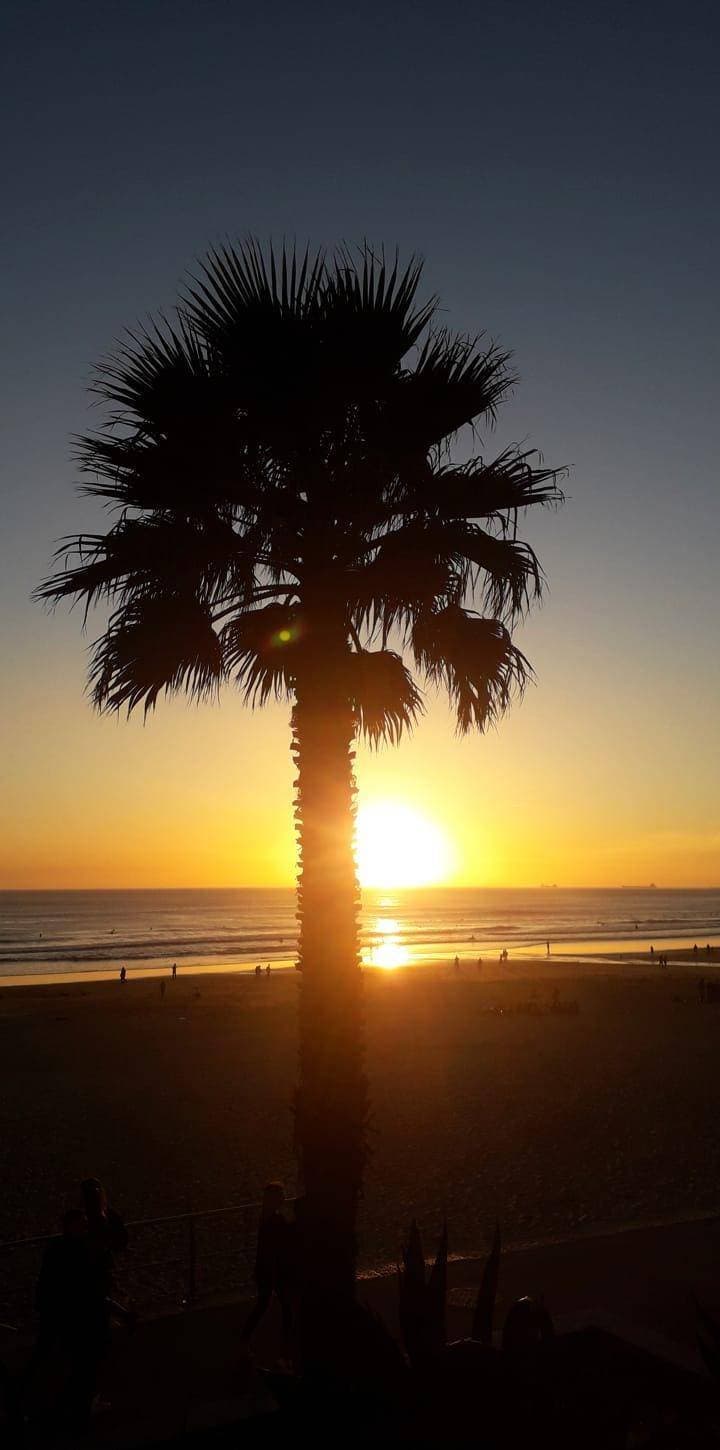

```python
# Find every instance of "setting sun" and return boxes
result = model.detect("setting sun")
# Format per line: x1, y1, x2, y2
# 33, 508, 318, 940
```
355, 801, 454, 889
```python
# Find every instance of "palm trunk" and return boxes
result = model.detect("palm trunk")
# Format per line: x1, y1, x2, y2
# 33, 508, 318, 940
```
292, 643, 367, 1335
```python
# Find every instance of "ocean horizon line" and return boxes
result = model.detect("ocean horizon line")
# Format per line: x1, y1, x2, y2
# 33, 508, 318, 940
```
2, 884, 720, 895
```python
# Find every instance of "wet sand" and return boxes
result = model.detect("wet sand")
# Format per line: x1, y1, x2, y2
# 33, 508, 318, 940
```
1, 959, 720, 1271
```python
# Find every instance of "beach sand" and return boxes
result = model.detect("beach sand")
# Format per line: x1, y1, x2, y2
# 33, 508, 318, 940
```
1, 957, 720, 1271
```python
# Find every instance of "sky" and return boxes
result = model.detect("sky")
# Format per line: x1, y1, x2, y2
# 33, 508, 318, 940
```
1, 0, 718, 890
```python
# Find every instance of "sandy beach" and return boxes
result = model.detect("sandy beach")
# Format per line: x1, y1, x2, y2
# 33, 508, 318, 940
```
2, 956, 720, 1273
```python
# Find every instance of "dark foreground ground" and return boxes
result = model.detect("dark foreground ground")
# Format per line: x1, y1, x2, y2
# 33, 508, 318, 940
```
3, 963, 720, 1444
3, 1218, 720, 1446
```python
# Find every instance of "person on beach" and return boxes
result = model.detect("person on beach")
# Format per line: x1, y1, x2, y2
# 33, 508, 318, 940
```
476, 957, 483, 973
546, 940, 550, 957
79, 1180, 127, 1422
255, 963, 262, 977
241, 1183, 294, 1355
650, 945, 654, 960
694, 943, 699, 957
171, 962, 177, 979
119, 966, 126, 984
266, 964, 271, 977
453, 955, 460, 973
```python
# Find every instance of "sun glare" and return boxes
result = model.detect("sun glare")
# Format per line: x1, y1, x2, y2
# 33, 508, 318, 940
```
356, 801, 453, 889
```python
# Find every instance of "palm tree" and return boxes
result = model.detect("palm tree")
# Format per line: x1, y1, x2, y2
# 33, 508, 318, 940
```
37, 241, 563, 1322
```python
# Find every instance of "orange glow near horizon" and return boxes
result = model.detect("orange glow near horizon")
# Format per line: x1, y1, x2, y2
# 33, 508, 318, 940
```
2, 654, 720, 890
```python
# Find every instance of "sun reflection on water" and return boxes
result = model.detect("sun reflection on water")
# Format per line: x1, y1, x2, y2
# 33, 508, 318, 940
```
364, 915, 409, 970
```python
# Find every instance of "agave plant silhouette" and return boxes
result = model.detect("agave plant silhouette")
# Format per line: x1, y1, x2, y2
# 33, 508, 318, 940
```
37, 239, 563, 1318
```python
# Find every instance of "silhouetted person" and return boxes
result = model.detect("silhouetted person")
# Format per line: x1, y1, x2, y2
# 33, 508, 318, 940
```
119, 966, 126, 984
650, 945, 654, 960
171, 962, 177, 979
694, 943, 699, 957
27, 1209, 107, 1432
546, 940, 550, 957
31, 1209, 89, 1357
241, 1183, 294, 1355
476, 957, 483, 973
255, 963, 262, 977
266, 964, 271, 977
453, 955, 460, 973
82, 1179, 127, 1297
707, 944, 712, 957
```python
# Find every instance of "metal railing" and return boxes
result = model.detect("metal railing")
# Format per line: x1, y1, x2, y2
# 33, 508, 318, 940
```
0, 1198, 278, 1334
0, 1189, 501, 1338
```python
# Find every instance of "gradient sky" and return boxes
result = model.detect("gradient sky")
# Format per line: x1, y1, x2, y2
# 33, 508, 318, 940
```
1, 0, 719, 890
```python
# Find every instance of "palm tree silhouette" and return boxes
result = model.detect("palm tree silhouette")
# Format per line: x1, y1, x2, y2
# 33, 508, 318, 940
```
37, 241, 563, 1316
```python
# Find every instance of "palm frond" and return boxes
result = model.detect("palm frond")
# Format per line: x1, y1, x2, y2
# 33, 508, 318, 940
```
347, 649, 424, 745
324, 243, 435, 371
221, 603, 300, 705
35, 516, 257, 616
412, 604, 530, 732
90, 314, 212, 430
354, 519, 542, 626
427, 449, 566, 522
74, 418, 263, 515
348, 528, 458, 639
185, 237, 328, 343
89, 596, 224, 714
436, 522, 544, 620
374, 331, 516, 457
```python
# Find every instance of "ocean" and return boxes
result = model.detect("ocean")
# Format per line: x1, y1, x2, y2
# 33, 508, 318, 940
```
1, 887, 719, 980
